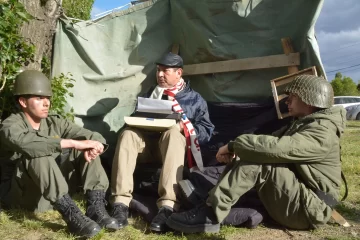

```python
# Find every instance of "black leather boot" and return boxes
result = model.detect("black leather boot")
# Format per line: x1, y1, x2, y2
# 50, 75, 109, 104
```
178, 179, 205, 208
166, 203, 220, 233
110, 203, 129, 229
150, 206, 173, 232
54, 194, 101, 238
85, 190, 119, 231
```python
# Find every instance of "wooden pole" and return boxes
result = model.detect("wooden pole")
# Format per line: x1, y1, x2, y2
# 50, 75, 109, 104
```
281, 37, 299, 74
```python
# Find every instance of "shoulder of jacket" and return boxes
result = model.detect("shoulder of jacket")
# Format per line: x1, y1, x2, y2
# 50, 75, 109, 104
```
144, 86, 156, 97
317, 119, 338, 132
45, 114, 66, 127
301, 119, 335, 136
188, 87, 204, 99
1, 113, 23, 126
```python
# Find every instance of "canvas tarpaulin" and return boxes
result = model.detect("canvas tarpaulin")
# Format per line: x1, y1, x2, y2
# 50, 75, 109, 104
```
52, 0, 324, 159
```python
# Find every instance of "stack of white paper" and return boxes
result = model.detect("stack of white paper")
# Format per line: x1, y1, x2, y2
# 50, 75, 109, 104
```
137, 97, 174, 114
124, 97, 177, 131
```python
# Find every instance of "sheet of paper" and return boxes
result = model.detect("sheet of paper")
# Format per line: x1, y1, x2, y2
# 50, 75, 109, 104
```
137, 97, 173, 114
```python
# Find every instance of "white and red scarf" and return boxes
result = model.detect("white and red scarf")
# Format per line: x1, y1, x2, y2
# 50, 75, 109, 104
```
150, 78, 203, 171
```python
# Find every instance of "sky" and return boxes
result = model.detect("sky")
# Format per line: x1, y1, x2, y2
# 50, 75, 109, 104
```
92, 0, 360, 82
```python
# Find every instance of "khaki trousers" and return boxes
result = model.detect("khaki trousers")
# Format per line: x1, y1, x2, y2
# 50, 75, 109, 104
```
111, 126, 186, 210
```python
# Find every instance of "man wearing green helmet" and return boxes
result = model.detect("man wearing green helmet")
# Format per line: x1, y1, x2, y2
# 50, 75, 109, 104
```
0, 70, 119, 238
166, 75, 347, 233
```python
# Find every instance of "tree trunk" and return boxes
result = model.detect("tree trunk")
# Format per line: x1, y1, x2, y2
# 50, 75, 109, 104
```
19, 0, 62, 71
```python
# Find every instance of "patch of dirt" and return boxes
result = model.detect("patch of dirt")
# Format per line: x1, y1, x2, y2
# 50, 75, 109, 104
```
19, 232, 43, 240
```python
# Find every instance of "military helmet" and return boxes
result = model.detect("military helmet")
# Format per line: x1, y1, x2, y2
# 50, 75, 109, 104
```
284, 75, 334, 108
13, 70, 52, 96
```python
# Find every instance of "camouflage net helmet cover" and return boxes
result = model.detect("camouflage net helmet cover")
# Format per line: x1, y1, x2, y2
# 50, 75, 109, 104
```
14, 70, 52, 96
284, 75, 334, 108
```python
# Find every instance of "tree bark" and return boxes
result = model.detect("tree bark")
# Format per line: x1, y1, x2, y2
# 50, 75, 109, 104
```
19, 0, 62, 71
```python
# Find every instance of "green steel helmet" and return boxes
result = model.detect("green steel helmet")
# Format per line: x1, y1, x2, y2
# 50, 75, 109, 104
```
13, 70, 52, 96
284, 75, 334, 108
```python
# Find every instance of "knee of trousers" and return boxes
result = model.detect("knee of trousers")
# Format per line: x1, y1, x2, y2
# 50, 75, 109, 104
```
119, 127, 144, 144
161, 127, 185, 142
24, 156, 69, 200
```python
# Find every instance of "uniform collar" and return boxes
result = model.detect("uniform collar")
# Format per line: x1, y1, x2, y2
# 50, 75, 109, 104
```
18, 111, 51, 131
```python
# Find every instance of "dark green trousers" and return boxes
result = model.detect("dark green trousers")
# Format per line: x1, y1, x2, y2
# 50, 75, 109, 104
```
2, 149, 108, 212
207, 160, 332, 230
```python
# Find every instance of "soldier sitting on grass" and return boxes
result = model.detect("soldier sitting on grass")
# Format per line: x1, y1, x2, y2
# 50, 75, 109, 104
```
0, 70, 119, 238
166, 75, 346, 233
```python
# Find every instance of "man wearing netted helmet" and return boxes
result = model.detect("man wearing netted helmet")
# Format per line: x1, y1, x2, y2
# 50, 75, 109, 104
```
166, 75, 346, 233
0, 70, 120, 238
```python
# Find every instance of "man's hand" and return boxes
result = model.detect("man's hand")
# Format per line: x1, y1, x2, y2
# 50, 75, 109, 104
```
74, 140, 104, 162
61, 139, 104, 162
216, 144, 235, 164
84, 148, 100, 162
72, 140, 104, 153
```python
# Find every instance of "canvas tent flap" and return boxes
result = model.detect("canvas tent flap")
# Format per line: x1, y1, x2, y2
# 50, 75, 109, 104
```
169, 0, 325, 100
52, 0, 324, 158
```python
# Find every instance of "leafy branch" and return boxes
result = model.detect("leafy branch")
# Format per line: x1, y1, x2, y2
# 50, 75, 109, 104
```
0, 0, 34, 120
51, 73, 75, 121
0, 0, 75, 121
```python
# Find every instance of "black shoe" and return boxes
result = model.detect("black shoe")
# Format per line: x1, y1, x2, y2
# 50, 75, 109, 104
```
85, 190, 119, 231
110, 203, 129, 229
54, 194, 101, 238
166, 203, 220, 233
150, 206, 173, 232
178, 179, 205, 208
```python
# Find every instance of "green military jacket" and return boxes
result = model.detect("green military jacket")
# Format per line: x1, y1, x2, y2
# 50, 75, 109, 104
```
228, 106, 346, 201
0, 112, 106, 180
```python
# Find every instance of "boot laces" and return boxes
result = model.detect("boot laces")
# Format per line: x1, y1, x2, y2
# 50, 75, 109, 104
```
112, 204, 128, 218
66, 204, 91, 227
93, 198, 109, 217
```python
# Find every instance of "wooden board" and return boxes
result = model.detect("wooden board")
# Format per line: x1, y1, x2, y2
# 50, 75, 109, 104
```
281, 37, 299, 74
271, 67, 318, 87
332, 210, 351, 227
182, 53, 300, 76
270, 37, 301, 119
171, 43, 179, 54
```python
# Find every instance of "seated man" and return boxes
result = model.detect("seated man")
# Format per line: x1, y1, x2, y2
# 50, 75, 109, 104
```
0, 70, 118, 238
166, 75, 346, 233
110, 52, 214, 232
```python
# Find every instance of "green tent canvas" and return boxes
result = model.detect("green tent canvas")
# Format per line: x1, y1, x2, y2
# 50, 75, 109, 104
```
52, 0, 325, 158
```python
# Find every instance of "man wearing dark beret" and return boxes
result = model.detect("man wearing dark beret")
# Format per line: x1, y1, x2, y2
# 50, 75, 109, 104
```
110, 52, 214, 232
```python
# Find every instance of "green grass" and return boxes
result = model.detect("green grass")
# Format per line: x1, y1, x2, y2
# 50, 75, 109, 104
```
1, 121, 360, 239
